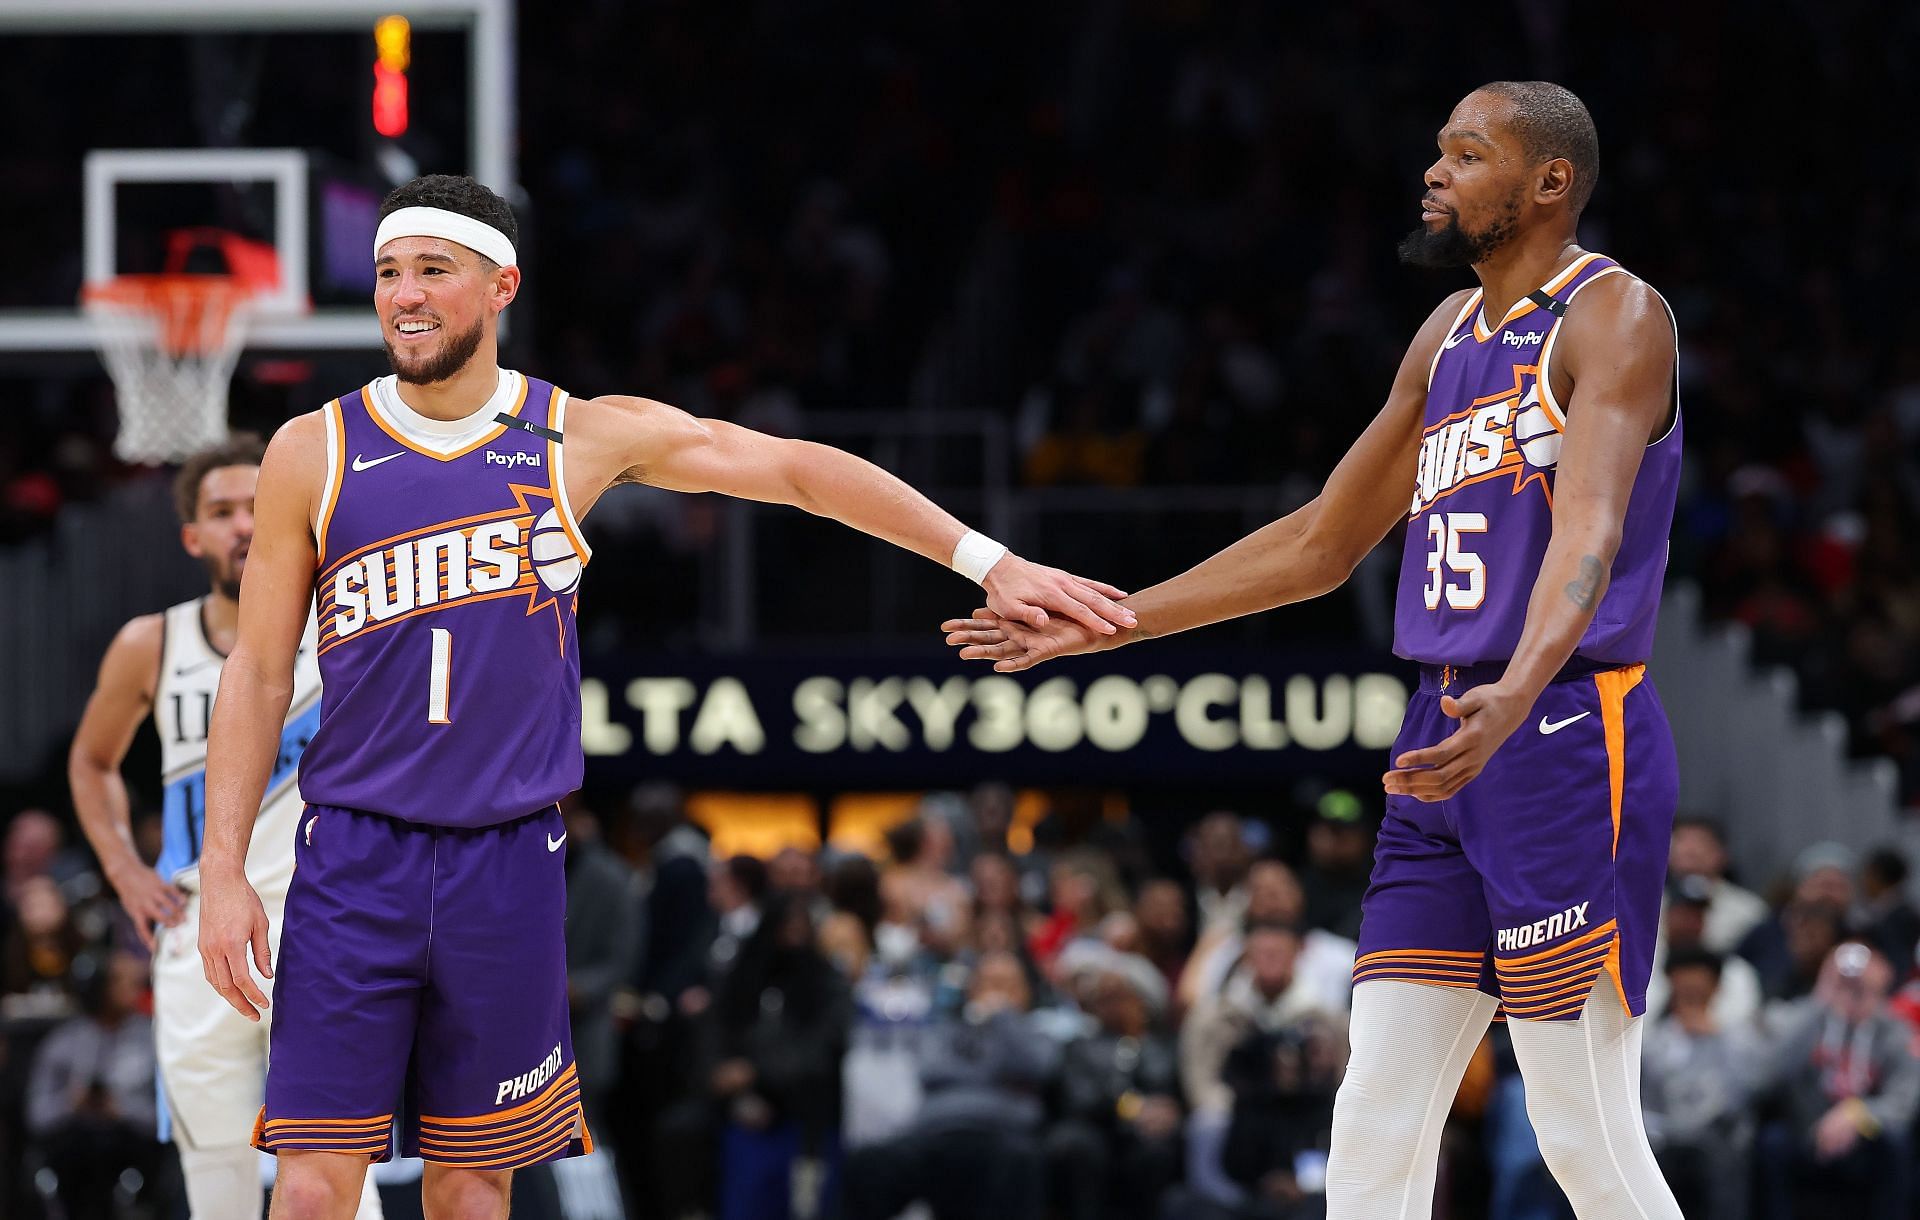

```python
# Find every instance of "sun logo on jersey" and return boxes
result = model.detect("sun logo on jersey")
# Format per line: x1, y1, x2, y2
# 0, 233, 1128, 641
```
318, 483, 583, 657
1409, 365, 1560, 517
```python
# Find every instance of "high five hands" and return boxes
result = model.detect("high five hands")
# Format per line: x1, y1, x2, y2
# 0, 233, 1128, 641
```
942, 604, 1126, 672
977, 555, 1136, 639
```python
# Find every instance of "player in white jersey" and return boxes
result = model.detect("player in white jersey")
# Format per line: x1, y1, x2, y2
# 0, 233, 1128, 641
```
69, 437, 381, 1220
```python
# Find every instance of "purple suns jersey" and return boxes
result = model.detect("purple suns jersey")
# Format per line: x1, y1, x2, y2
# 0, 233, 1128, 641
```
1392, 253, 1682, 666
297, 372, 592, 828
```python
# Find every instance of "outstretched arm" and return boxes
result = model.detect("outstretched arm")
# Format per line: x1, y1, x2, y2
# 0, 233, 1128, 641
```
567, 395, 1133, 634
945, 291, 1474, 670
1387, 275, 1675, 801
198, 415, 324, 1019
68, 615, 187, 949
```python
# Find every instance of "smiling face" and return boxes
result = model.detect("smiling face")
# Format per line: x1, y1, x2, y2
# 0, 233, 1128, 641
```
1399, 90, 1540, 269
375, 236, 518, 385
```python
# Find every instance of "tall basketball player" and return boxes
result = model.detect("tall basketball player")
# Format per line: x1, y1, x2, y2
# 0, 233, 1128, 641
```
944, 82, 1684, 1218
69, 439, 383, 1220
196, 174, 1133, 1219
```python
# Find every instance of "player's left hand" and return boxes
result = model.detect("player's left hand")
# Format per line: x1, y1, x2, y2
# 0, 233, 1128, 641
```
1383, 682, 1531, 802
979, 554, 1134, 636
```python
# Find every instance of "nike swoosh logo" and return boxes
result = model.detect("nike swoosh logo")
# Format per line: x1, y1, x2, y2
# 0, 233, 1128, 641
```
1443, 330, 1473, 349
547, 833, 567, 853
173, 659, 218, 678
1539, 711, 1592, 735
352, 452, 404, 472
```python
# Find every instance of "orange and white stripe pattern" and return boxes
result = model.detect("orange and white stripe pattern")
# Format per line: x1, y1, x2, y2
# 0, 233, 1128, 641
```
1494, 919, 1620, 1021
252, 1109, 393, 1159
1352, 946, 1487, 991
415, 1063, 593, 1170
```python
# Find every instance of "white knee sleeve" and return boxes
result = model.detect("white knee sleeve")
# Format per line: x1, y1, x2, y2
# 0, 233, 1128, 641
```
1327, 980, 1499, 1220
178, 1144, 263, 1220
1507, 984, 1681, 1220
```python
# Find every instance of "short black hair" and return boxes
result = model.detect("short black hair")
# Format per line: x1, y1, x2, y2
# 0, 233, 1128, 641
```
1672, 816, 1727, 845
1475, 81, 1600, 216
1664, 946, 1723, 982
378, 174, 519, 262
173, 432, 266, 522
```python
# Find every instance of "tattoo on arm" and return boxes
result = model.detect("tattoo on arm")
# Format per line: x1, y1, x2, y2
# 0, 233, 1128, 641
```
1564, 555, 1605, 612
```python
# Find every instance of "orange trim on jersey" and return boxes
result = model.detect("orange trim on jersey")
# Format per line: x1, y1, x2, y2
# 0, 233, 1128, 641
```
420, 1113, 579, 1160
363, 374, 530, 462
1594, 665, 1647, 854
1604, 935, 1631, 1014
1355, 946, 1486, 964
544, 387, 593, 569
314, 398, 348, 567
1494, 919, 1617, 968
1469, 252, 1605, 341
419, 1065, 578, 1128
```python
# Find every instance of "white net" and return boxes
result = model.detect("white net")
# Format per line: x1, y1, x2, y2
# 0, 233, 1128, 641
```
85, 276, 252, 465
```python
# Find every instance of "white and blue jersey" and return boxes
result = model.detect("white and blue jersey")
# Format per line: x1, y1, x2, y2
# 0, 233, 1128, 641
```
153, 597, 320, 897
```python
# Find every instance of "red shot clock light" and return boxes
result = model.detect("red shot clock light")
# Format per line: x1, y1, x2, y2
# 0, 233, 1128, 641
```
373, 15, 411, 138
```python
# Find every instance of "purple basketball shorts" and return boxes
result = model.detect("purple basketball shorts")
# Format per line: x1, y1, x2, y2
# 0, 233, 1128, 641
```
253, 804, 591, 1168
1353, 661, 1678, 1021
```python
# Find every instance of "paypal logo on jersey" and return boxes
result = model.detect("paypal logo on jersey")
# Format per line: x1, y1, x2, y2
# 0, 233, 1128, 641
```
1500, 330, 1544, 347
485, 451, 541, 467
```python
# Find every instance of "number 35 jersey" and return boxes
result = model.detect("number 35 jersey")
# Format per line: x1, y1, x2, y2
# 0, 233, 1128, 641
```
298, 371, 592, 829
1392, 254, 1682, 667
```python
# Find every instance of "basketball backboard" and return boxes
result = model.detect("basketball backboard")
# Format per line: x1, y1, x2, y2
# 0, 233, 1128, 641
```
0, 0, 512, 355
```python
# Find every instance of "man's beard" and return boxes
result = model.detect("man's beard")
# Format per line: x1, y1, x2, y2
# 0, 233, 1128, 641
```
203, 553, 242, 601
384, 314, 486, 385
1397, 196, 1522, 269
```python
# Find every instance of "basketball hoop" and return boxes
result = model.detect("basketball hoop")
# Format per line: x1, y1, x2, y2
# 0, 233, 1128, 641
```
84, 229, 279, 465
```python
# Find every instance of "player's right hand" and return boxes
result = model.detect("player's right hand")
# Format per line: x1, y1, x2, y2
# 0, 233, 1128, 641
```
198, 870, 273, 1022
105, 861, 187, 951
942, 608, 1107, 672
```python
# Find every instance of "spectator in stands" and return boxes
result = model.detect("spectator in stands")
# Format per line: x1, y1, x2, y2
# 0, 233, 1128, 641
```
1048, 957, 1183, 1220
1183, 860, 1354, 1019
4, 810, 90, 909
1297, 792, 1371, 941
1187, 813, 1254, 935
1742, 842, 1860, 1005
1181, 922, 1335, 1208
1198, 1014, 1346, 1220
1755, 941, 1919, 1219
2, 875, 83, 1014
880, 814, 972, 962
844, 950, 1057, 1220
709, 892, 854, 1220
562, 801, 643, 1136
1030, 849, 1126, 973
709, 853, 770, 981
1641, 947, 1763, 1220
1647, 875, 1763, 1029
1668, 817, 1771, 953
1134, 877, 1195, 996
1858, 845, 1920, 968
25, 951, 162, 1220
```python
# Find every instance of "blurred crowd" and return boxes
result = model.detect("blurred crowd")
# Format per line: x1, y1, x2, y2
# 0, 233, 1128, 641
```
3, 3, 1920, 798
9, 786, 1920, 1219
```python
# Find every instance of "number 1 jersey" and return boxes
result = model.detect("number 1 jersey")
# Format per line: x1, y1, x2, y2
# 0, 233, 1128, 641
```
298, 371, 591, 828
1392, 253, 1682, 667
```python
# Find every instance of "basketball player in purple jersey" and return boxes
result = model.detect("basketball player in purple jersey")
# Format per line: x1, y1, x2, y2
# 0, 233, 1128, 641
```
945, 82, 1684, 1218
196, 174, 1134, 1219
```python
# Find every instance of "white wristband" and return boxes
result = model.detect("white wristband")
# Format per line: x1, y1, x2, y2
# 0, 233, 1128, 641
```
950, 530, 1009, 585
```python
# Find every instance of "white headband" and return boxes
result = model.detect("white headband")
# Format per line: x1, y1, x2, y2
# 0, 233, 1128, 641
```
374, 206, 518, 268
